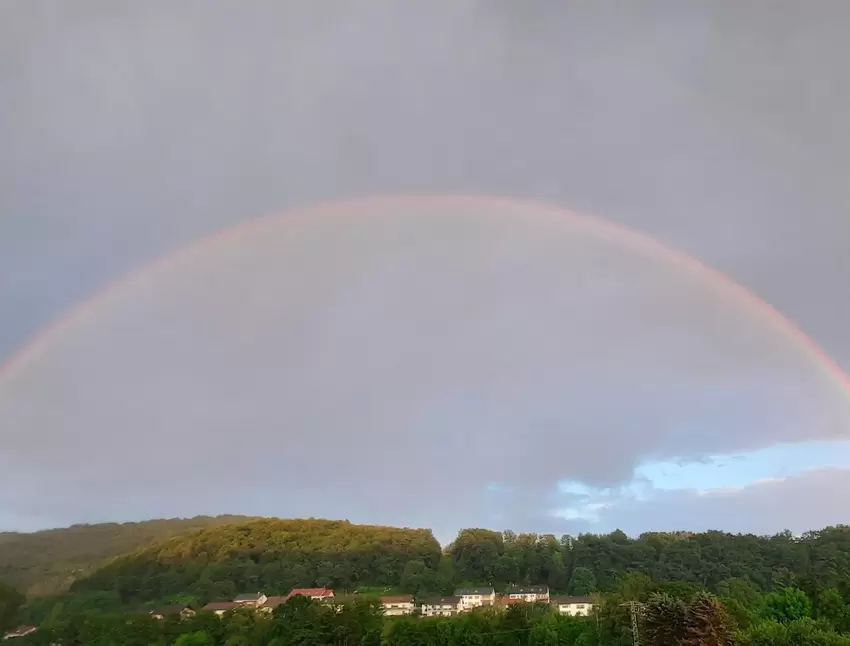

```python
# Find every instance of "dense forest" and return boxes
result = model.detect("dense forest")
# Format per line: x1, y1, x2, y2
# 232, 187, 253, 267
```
64, 521, 850, 609
70, 519, 442, 606
0, 516, 253, 597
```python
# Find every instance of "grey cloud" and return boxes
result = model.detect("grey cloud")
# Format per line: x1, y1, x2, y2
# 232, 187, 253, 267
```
2, 0, 849, 365
1, 202, 848, 539
2, 1, 850, 536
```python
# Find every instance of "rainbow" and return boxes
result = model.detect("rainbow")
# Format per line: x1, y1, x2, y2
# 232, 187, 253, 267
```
1, 194, 849, 392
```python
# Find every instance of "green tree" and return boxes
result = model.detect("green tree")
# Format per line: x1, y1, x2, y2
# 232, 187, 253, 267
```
817, 588, 846, 630
174, 631, 214, 646
717, 578, 764, 630
764, 587, 811, 623
399, 560, 429, 594
739, 617, 850, 646
0, 581, 25, 633
569, 567, 598, 595
643, 593, 688, 646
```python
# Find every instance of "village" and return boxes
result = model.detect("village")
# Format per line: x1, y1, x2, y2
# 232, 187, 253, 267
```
3, 585, 595, 639
173, 585, 593, 620
4, 586, 595, 640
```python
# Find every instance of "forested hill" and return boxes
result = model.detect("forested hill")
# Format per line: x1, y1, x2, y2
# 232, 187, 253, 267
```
66, 521, 850, 609
0, 515, 253, 596
449, 526, 850, 596
71, 518, 442, 605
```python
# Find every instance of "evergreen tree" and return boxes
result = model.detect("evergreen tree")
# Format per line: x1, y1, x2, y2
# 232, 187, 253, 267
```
683, 592, 735, 646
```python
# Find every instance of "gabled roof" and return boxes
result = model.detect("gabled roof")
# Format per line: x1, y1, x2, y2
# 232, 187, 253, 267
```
506, 585, 549, 594
286, 587, 334, 599
381, 595, 414, 604
234, 592, 264, 602
550, 595, 593, 605
421, 596, 461, 606
455, 587, 495, 595
201, 601, 238, 612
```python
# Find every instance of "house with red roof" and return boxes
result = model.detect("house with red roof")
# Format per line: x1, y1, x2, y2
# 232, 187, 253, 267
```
285, 587, 334, 601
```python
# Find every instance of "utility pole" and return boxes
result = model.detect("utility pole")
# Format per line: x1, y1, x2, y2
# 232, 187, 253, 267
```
620, 601, 642, 646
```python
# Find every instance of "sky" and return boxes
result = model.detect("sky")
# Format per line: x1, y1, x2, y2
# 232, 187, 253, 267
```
1, 0, 850, 543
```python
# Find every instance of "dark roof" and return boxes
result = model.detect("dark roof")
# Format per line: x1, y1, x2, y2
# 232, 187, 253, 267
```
455, 587, 494, 595
422, 596, 461, 605
506, 585, 549, 594
150, 605, 193, 616
234, 592, 264, 602
551, 596, 593, 605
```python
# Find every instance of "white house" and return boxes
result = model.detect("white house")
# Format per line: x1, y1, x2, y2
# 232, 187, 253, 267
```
454, 587, 496, 610
381, 595, 415, 616
420, 596, 461, 617
506, 585, 550, 603
550, 596, 594, 616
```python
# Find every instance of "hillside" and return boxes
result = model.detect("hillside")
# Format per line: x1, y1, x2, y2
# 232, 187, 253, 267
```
70, 518, 442, 605
0, 515, 252, 596
64, 521, 850, 611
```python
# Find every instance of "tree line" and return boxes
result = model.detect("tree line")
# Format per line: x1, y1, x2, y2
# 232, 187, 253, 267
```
69, 522, 850, 606
12, 574, 850, 646
0, 516, 254, 597
11, 517, 850, 605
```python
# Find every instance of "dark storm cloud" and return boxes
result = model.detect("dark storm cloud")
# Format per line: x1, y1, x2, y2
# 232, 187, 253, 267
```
1, 1, 850, 536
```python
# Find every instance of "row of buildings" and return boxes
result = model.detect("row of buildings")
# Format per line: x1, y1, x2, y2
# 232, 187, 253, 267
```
3, 586, 594, 640
192, 585, 594, 619
424, 585, 593, 617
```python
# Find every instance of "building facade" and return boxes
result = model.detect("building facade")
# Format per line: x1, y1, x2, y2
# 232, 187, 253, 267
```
381, 595, 415, 616
420, 596, 461, 617
454, 587, 496, 610
506, 585, 550, 603
550, 596, 594, 616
